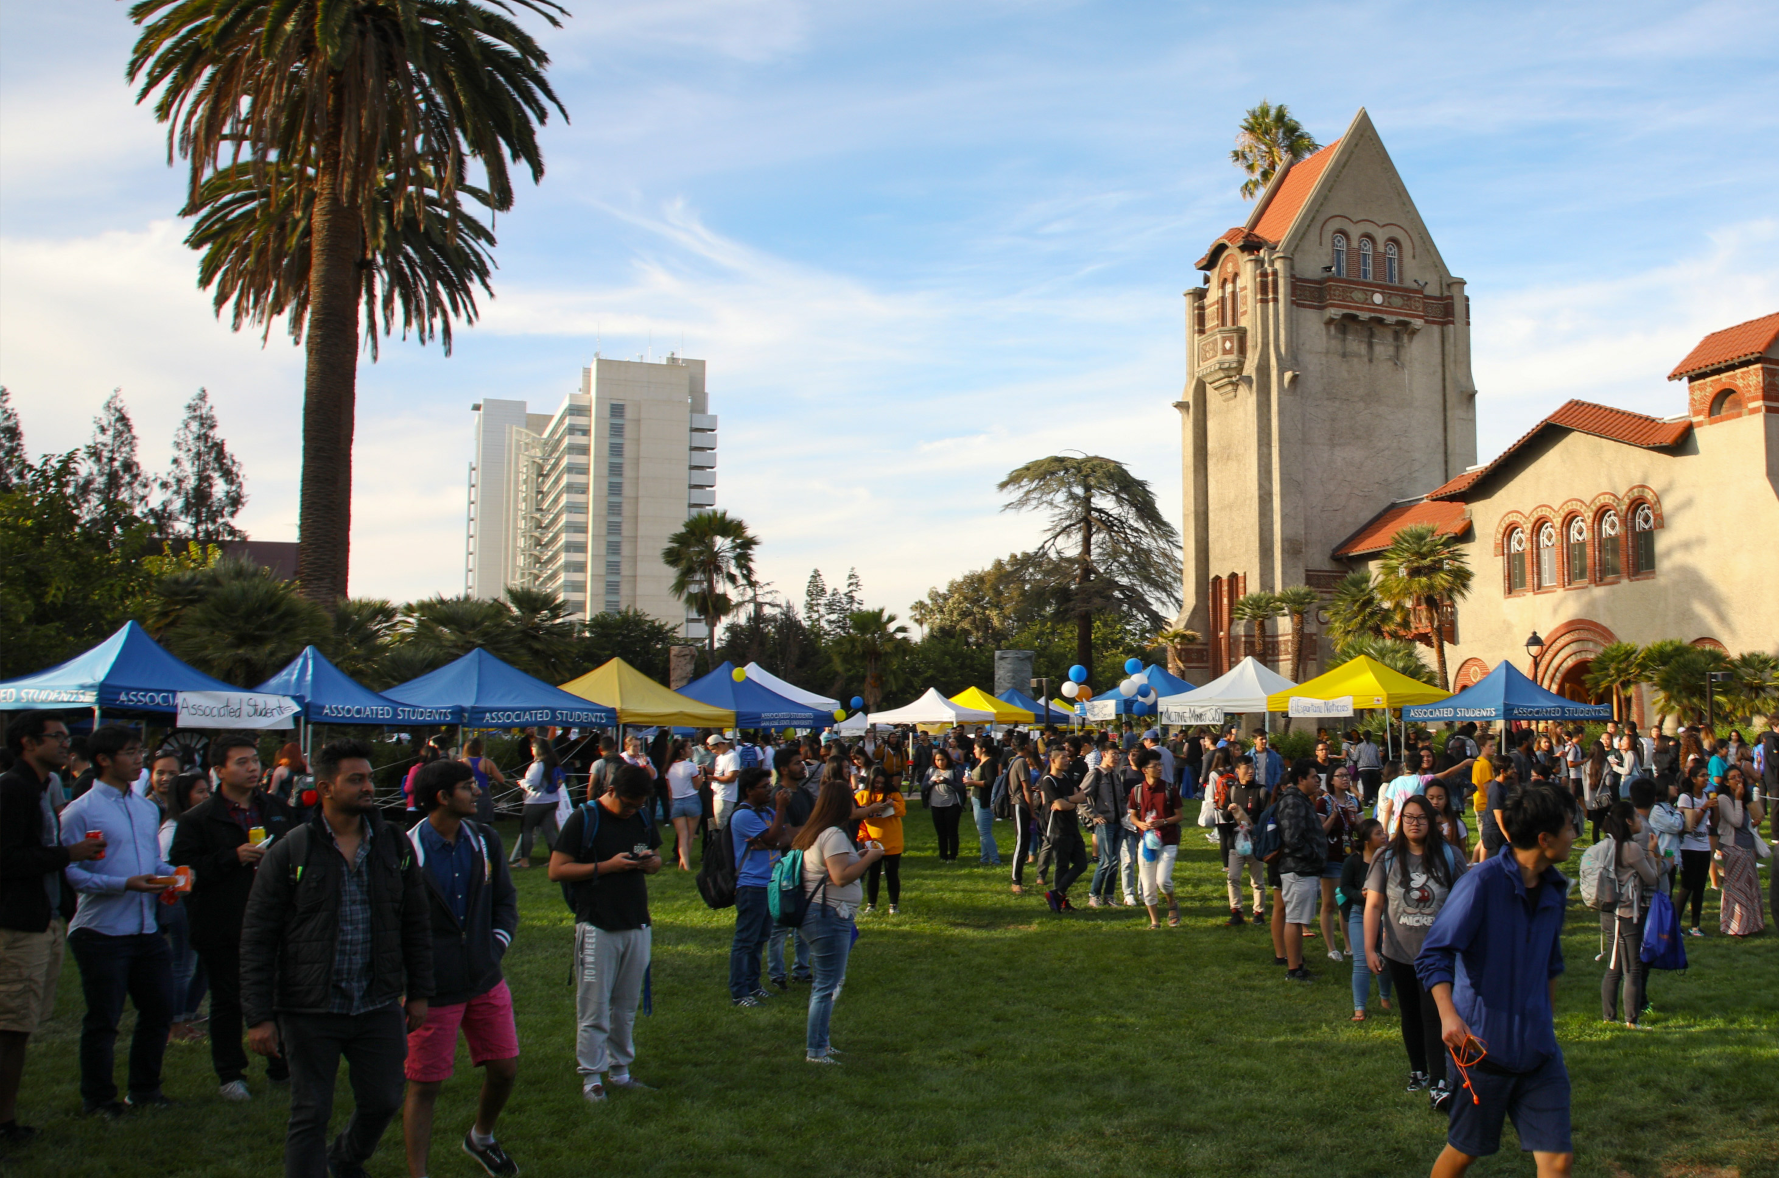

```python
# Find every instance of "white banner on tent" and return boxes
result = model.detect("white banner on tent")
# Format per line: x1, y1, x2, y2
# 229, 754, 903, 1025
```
1083, 699, 1117, 721
1288, 695, 1354, 718
1160, 704, 1225, 726
176, 691, 301, 729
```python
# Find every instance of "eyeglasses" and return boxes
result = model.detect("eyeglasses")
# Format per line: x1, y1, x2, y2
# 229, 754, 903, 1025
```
1400, 814, 1430, 825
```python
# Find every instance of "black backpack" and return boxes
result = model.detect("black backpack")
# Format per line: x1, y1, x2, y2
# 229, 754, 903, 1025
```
695, 815, 740, 910
560, 802, 603, 914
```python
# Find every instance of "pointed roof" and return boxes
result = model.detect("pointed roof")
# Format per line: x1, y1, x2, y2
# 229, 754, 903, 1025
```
950, 686, 1032, 724
1424, 399, 1690, 503
383, 647, 616, 726
1401, 661, 1610, 722
1157, 656, 1296, 714
1249, 139, 1342, 244
996, 688, 1072, 725
0, 620, 239, 712
869, 687, 995, 727
741, 661, 839, 711
255, 646, 403, 723
558, 658, 732, 728
1667, 311, 1779, 380
678, 661, 833, 730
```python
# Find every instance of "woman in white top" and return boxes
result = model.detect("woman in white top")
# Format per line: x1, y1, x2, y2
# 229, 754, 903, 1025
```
794, 776, 884, 1064
664, 738, 703, 870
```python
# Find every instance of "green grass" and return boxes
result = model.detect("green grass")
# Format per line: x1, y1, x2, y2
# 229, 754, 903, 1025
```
9, 805, 1778, 1177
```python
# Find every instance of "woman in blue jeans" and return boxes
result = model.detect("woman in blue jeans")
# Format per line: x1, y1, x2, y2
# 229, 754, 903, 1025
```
1339, 818, 1392, 1020
793, 777, 884, 1063
968, 739, 1002, 866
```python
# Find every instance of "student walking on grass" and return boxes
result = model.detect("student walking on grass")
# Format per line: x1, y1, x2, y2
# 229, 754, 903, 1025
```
402, 760, 521, 1178
1419, 780, 1577, 1178
796, 776, 884, 1064
1127, 750, 1181, 928
547, 766, 661, 1104
1037, 748, 1090, 913
1275, 759, 1327, 982
1341, 819, 1392, 1020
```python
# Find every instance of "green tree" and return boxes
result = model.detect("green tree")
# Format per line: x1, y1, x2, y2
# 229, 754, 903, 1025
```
1275, 586, 1319, 684
662, 509, 760, 664
1335, 634, 1438, 686
1651, 645, 1731, 728
326, 598, 401, 685
1232, 591, 1282, 664
156, 388, 247, 543
0, 388, 26, 492
503, 585, 581, 682
1635, 639, 1690, 729
1326, 570, 1399, 652
1726, 652, 1779, 725
157, 562, 330, 685
830, 608, 910, 711
1152, 627, 1203, 680
1375, 524, 1474, 691
1231, 101, 1321, 200
128, 0, 569, 603
1584, 642, 1647, 721
998, 455, 1181, 675
582, 608, 683, 684
400, 594, 520, 668
80, 390, 154, 537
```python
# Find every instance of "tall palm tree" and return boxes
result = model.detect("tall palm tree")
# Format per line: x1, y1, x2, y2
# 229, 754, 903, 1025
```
661, 509, 760, 664
1231, 592, 1281, 662
1375, 524, 1474, 691
830, 608, 909, 711
1325, 570, 1397, 652
128, 0, 569, 603
1274, 586, 1319, 683
1636, 639, 1690, 729
1231, 101, 1321, 200
326, 597, 400, 680
1152, 627, 1203, 679
502, 585, 580, 682
998, 455, 1181, 674
160, 568, 331, 684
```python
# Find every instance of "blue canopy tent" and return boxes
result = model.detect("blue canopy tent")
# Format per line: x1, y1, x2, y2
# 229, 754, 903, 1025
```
1083, 664, 1196, 718
1401, 662, 1611, 723
0, 620, 239, 717
996, 688, 1071, 725
382, 648, 617, 727
678, 661, 834, 730
255, 646, 417, 724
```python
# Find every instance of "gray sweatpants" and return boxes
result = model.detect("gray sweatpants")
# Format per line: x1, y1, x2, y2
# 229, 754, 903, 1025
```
574, 923, 650, 1080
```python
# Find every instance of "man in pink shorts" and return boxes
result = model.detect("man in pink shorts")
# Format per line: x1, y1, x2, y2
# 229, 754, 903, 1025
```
404, 761, 521, 1177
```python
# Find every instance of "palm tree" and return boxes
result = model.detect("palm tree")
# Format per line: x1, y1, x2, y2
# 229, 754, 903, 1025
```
1650, 645, 1729, 728
1335, 635, 1439, 687
1231, 101, 1321, 200
1152, 627, 1203, 679
400, 594, 519, 666
661, 509, 760, 664
1584, 642, 1647, 720
159, 567, 331, 684
830, 608, 909, 711
1231, 592, 1282, 662
1375, 524, 1474, 691
1636, 639, 1690, 729
1325, 570, 1398, 652
1274, 586, 1319, 683
326, 597, 400, 681
1726, 652, 1779, 725
502, 585, 581, 682
128, 0, 569, 603
998, 455, 1181, 674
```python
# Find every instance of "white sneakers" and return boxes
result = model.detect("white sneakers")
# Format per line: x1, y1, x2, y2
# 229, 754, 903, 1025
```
582, 1082, 606, 1103
218, 1080, 251, 1103
1328, 950, 1346, 962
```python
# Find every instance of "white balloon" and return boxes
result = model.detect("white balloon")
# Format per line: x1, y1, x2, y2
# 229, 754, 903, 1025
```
1139, 687, 1156, 702
1060, 681, 1079, 699
1118, 679, 1137, 698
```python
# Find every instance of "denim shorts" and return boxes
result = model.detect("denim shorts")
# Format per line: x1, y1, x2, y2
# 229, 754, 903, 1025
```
669, 795, 702, 820
1447, 1050, 1571, 1158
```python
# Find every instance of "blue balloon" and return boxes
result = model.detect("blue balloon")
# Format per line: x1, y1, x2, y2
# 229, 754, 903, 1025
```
1123, 657, 1143, 675
1068, 665, 1088, 683
850, 696, 864, 710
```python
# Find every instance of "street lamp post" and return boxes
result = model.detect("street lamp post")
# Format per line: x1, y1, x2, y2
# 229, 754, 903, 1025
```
1524, 631, 1545, 677
1030, 677, 1051, 726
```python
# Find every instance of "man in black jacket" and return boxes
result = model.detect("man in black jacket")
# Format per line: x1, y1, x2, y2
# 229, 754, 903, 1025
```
401, 759, 520, 1178
168, 732, 296, 1102
0, 713, 105, 1146
240, 739, 433, 1178
1275, 759, 1327, 983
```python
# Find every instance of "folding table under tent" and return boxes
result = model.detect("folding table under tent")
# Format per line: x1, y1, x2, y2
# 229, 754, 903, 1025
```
256, 645, 416, 724
1157, 656, 1296, 724
996, 688, 1071, 725
0, 620, 241, 718
1082, 664, 1196, 720
867, 688, 996, 729
950, 686, 1033, 724
558, 658, 734, 729
1400, 662, 1611, 723
742, 661, 840, 712
382, 648, 617, 727
678, 661, 835, 730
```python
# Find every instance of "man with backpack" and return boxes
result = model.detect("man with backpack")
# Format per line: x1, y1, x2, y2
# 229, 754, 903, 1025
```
728, 769, 789, 1007
401, 760, 520, 1178
240, 739, 433, 1178
546, 766, 660, 1104
1275, 760, 1327, 982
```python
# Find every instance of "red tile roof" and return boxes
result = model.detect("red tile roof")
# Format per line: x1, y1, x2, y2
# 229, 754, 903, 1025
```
1192, 227, 1266, 271
1194, 139, 1342, 270
1667, 312, 1779, 380
1334, 499, 1470, 558
1426, 400, 1691, 502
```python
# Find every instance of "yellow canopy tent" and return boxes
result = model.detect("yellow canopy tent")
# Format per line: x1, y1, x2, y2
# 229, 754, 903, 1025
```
559, 658, 736, 728
1264, 654, 1452, 712
949, 686, 1033, 724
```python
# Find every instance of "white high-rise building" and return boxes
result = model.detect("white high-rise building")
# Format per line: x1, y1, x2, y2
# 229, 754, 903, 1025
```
465, 355, 716, 636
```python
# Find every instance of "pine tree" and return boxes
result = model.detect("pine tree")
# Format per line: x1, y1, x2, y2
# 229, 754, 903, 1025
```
825, 568, 863, 638
81, 390, 152, 533
0, 387, 26, 491
159, 389, 247, 543
804, 569, 828, 639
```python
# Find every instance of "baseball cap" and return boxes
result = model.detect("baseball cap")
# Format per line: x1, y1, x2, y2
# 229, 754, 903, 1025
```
706, 734, 729, 747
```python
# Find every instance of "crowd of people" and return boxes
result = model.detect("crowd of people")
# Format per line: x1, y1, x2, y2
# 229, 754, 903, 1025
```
1, 705, 1773, 1177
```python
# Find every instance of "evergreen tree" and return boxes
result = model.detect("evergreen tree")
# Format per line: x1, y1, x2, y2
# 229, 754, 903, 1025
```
824, 568, 863, 638
159, 389, 248, 543
81, 390, 153, 532
0, 388, 25, 492
804, 568, 828, 639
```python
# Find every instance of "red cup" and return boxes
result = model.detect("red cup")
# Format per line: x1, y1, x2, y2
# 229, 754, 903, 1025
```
85, 830, 105, 860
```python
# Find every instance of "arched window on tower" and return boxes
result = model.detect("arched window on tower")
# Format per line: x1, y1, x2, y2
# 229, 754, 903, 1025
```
1631, 503, 1657, 574
1598, 510, 1622, 579
1331, 233, 1347, 278
1709, 389, 1743, 418
1566, 516, 1588, 584
1536, 522, 1557, 588
1385, 241, 1400, 285
1506, 528, 1527, 593
1358, 238, 1374, 281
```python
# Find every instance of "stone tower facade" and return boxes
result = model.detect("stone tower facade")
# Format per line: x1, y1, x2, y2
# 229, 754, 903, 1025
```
1176, 109, 1478, 678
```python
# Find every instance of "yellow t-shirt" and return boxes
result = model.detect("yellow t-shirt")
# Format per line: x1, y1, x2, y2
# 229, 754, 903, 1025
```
1471, 757, 1492, 813
855, 789, 906, 855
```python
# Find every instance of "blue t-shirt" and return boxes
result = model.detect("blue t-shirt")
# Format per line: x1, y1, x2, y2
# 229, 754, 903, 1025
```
1382, 773, 1427, 834
1706, 754, 1727, 785
731, 804, 778, 888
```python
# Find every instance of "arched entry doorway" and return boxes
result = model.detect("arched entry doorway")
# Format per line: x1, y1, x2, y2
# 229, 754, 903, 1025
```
1536, 619, 1619, 713
1555, 660, 1597, 703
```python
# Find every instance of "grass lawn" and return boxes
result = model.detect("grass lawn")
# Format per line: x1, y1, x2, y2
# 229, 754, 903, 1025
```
8, 803, 1777, 1177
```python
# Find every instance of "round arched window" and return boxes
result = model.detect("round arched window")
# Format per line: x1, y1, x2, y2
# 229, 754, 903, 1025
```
1385, 241, 1400, 285
1506, 528, 1528, 592
1331, 233, 1347, 278
1358, 238, 1374, 281
1536, 523, 1557, 588
1566, 516, 1588, 583
1710, 389, 1743, 417
1598, 510, 1622, 578
1632, 504, 1657, 574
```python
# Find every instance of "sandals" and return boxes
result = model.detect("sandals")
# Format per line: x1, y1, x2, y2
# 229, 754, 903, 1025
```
1167, 905, 1181, 927
1350, 1010, 1367, 1022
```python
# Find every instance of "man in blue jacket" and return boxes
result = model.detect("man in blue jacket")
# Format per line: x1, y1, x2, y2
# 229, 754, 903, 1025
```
402, 759, 520, 1178
1417, 779, 1577, 1178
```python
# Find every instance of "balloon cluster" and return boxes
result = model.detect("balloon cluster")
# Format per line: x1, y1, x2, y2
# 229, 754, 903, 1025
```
1116, 658, 1157, 705
1061, 664, 1090, 700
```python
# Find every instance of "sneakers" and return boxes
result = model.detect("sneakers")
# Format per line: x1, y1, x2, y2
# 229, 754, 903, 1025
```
770, 976, 789, 991
606, 1074, 654, 1090
1327, 949, 1346, 962
805, 1054, 842, 1066
1429, 1080, 1454, 1112
1685, 927, 1704, 938
0, 1121, 39, 1147
218, 1080, 252, 1103
582, 1082, 606, 1103
887, 904, 900, 915
1059, 896, 1076, 911
1273, 955, 1289, 966
1225, 909, 1245, 926
1285, 967, 1314, 983
125, 1091, 175, 1109
1405, 1071, 1430, 1092
1087, 896, 1103, 908
1122, 896, 1138, 908
462, 1132, 520, 1177
732, 995, 760, 1008
749, 989, 774, 1001
1044, 890, 1061, 913
860, 904, 876, 915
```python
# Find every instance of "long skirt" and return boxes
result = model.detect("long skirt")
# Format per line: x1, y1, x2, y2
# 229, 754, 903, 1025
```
1720, 843, 1766, 936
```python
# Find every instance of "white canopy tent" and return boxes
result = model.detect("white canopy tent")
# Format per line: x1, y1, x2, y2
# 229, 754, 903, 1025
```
1156, 656, 1297, 722
743, 661, 840, 711
833, 710, 873, 735
866, 687, 995, 728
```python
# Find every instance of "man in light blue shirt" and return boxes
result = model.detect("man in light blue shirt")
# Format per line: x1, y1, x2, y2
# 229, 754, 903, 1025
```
58, 725, 175, 1116
1251, 731, 1284, 790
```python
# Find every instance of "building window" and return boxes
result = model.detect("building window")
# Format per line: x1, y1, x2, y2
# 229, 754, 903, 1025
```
565, 561, 587, 574
608, 461, 624, 478
609, 422, 625, 438
1709, 389, 1742, 417
605, 560, 622, 575
606, 520, 622, 535
1358, 238, 1373, 281
1598, 510, 1622, 578
1536, 522, 1557, 588
605, 541, 621, 557
1631, 504, 1656, 574
1385, 241, 1400, 285
609, 441, 624, 458
1332, 233, 1347, 278
609, 403, 625, 418
1566, 516, 1588, 584
1506, 528, 1527, 592
607, 481, 623, 498
604, 579, 620, 595
606, 499, 622, 517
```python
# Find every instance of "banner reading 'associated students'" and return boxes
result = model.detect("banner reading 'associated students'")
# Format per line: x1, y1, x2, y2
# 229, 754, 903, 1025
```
176, 691, 302, 729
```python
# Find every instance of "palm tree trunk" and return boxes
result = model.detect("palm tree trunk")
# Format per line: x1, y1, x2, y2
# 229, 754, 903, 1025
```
1427, 595, 1450, 690
704, 567, 719, 667
1290, 612, 1306, 682
295, 121, 362, 605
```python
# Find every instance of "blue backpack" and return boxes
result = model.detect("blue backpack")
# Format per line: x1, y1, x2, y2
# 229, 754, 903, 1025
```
739, 744, 762, 770
1640, 890, 1688, 972
768, 848, 826, 928
1252, 804, 1282, 864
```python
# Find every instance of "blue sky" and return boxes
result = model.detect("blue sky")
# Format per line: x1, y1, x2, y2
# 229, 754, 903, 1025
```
3, 0, 1775, 620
